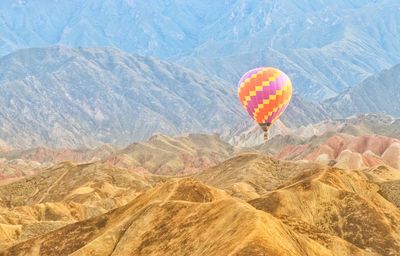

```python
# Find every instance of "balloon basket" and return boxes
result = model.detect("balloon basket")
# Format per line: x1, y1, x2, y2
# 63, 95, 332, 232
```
260, 123, 270, 142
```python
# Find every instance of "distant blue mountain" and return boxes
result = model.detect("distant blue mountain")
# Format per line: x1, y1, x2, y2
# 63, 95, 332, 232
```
0, 46, 244, 148
0, 0, 399, 100
324, 63, 400, 118
0, 46, 334, 148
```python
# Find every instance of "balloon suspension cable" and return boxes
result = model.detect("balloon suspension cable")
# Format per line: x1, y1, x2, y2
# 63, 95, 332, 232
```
260, 123, 271, 142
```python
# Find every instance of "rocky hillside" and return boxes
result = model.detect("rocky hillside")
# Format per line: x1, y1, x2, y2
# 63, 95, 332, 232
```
1, 154, 399, 255
0, 145, 118, 184
0, 162, 167, 249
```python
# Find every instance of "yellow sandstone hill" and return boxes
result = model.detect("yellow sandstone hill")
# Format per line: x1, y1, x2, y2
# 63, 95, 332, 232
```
0, 162, 166, 249
0, 153, 399, 255
4, 178, 341, 256
195, 153, 323, 200
198, 154, 400, 255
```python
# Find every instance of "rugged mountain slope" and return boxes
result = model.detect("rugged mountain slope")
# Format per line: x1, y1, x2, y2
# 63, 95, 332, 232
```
2, 153, 399, 255
0, 46, 243, 148
379, 179, 400, 207
179, 0, 400, 99
325, 64, 400, 118
2, 45, 398, 150
1, 0, 400, 99
249, 166, 400, 255
199, 154, 400, 255
0, 162, 166, 248
106, 134, 235, 175
2, 178, 366, 256
195, 154, 322, 200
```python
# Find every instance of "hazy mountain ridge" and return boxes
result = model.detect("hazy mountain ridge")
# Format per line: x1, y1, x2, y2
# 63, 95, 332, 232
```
1, 0, 400, 99
1, 45, 399, 149
324, 63, 400, 118
178, 0, 400, 99
0, 46, 342, 149
0, 46, 244, 148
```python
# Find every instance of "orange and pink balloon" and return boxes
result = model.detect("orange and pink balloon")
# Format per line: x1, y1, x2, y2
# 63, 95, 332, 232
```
237, 67, 292, 140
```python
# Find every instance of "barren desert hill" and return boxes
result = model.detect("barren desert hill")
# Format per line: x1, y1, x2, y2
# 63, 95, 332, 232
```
0, 162, 166, 208
2, 178, 367, 256
195, 153, 323, 201
197, 154, 400, 255
2, 153, 399, 255
379, 179, 400, 208
249, 166, 400, 256
0, 161, 167, 248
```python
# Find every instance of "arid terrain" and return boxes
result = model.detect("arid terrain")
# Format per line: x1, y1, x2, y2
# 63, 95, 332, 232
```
1, 137, 399, 255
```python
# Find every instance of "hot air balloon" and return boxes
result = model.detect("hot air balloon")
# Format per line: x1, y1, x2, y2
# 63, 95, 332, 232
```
237, 67, 292, 141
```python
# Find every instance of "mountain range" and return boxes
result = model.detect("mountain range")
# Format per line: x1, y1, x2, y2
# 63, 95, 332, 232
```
0, 46, 244, 148
1, 46, 399, 149
1, 0, 400, 99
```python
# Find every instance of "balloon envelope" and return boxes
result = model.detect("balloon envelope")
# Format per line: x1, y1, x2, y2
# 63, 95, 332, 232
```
237, 67, 292, 126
